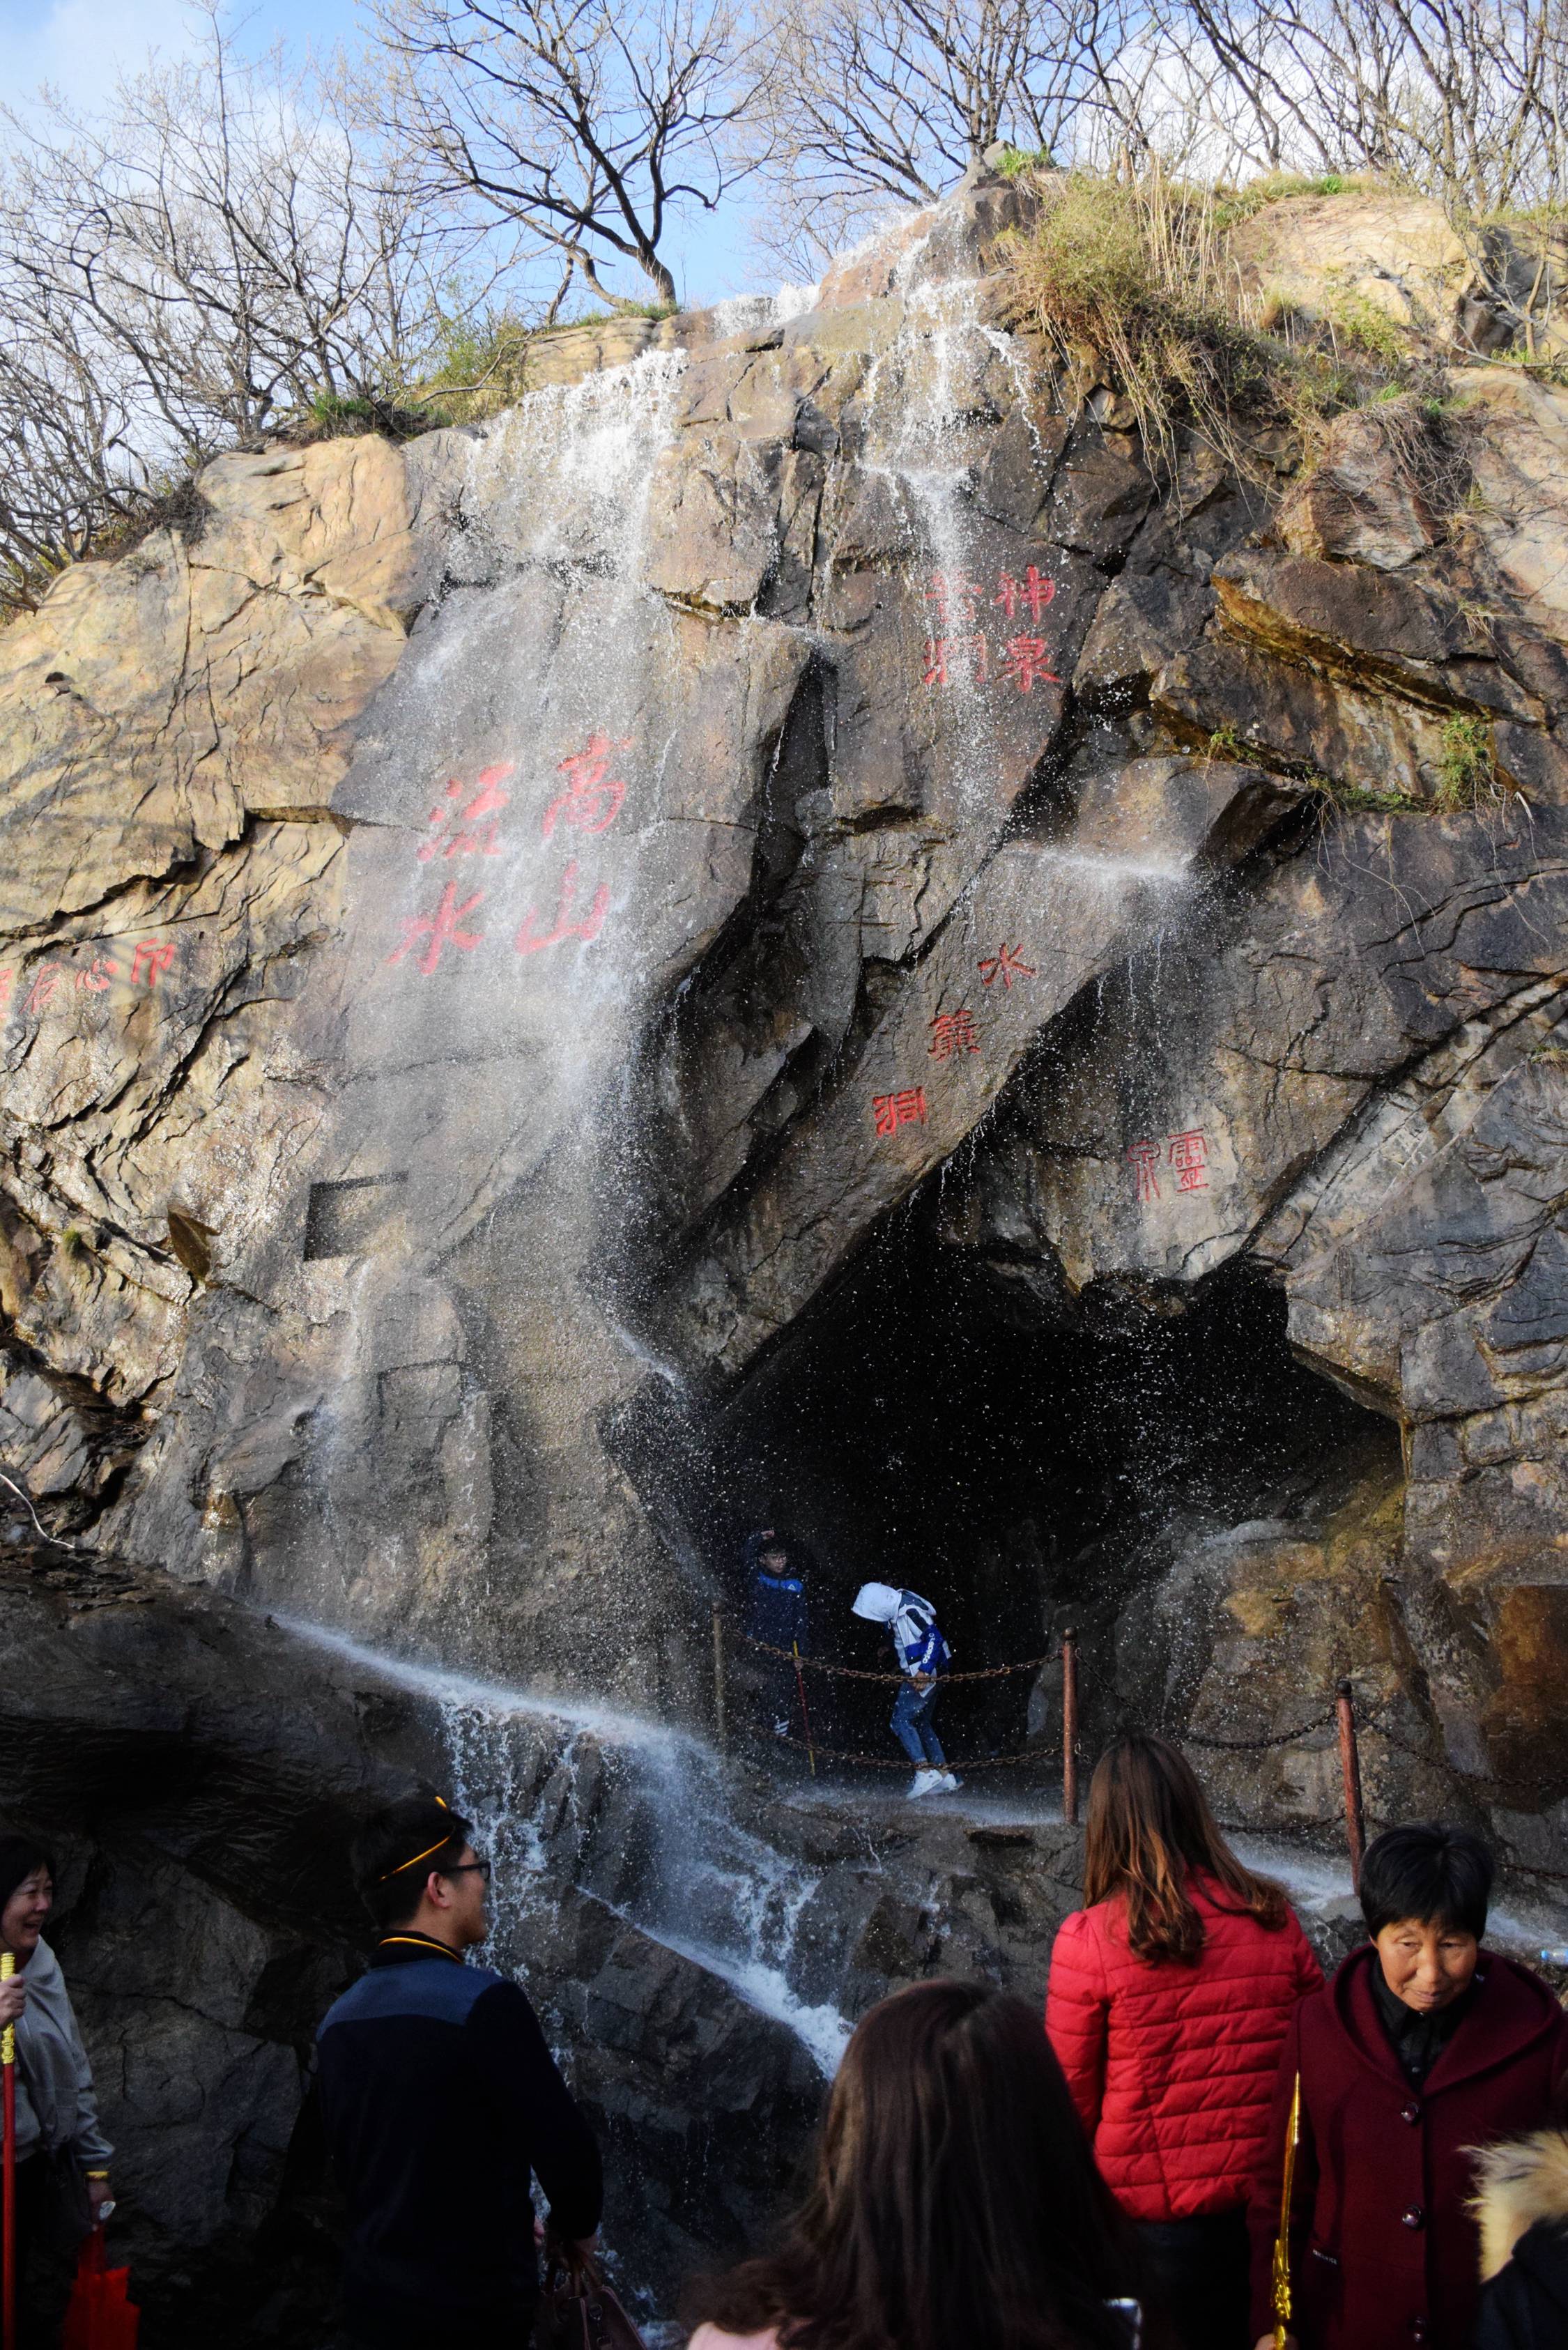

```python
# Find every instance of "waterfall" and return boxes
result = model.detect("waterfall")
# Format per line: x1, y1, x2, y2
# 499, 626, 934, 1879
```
281, 1618, 852, 2077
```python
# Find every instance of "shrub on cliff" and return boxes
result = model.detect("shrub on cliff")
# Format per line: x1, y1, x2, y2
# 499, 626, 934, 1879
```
1000, 170, 1314, 477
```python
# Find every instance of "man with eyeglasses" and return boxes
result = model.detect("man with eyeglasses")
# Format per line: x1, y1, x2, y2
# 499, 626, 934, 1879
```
316, 1795, 602, 2349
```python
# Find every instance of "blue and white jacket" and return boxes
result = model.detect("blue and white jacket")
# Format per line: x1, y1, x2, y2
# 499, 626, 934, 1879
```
889, 1590, 951, 1677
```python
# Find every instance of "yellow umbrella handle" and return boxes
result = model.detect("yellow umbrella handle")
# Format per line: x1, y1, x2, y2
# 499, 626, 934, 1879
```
0, 1953, 13, 2068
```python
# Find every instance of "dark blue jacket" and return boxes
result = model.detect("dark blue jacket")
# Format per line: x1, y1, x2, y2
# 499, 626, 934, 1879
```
744, 1542, 809, 1653
316, 1931, 601, 2333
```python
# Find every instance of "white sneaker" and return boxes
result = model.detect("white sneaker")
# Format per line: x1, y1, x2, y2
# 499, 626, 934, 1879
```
939, 1772, 960, 1792
908, 1768, 941, 1797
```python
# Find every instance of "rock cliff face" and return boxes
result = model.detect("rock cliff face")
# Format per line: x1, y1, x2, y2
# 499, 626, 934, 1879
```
5, 166, 1568, 2324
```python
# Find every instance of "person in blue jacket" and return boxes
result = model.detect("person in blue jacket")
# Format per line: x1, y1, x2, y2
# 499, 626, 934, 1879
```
852, 1582, 960, 1799
744, 1528, 810, 1740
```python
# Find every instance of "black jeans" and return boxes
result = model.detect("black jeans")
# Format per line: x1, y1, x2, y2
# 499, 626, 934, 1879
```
1135, 2209, 1251, 2350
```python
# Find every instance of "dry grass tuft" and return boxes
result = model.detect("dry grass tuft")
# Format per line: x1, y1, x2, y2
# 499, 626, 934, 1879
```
999, 166, 1413, 489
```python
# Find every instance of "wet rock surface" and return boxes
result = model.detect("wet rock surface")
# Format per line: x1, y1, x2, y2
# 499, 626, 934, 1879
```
6, 169, 1568, 2327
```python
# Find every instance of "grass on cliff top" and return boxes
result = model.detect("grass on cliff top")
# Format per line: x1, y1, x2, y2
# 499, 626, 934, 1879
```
998, 167, 1409, 484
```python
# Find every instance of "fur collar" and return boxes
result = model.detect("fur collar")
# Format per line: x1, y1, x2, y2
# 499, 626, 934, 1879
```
1470, 2127, 1568, 2280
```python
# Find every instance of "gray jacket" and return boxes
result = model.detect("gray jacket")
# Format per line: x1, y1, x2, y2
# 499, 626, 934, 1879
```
10, 1939, 112, 2167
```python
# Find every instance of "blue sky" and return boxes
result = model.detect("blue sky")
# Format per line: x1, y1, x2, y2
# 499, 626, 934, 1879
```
0, 0, 776, 307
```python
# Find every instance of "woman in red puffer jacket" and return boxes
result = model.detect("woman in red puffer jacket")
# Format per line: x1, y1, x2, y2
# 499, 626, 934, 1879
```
1047, 1735, 1323, 2350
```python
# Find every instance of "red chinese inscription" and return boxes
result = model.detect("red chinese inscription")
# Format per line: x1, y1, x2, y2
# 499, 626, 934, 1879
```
872, 1086, 928, 1137
543, 735, 631, 840
921, 567, 1063, 694
130, 940, 176, 989
978, 942, 1036, 990
1128, 1128, 1214, 1204
1167, 1129, 1210, 1193
419, 762, 514, 861
997, 635, 1062, 694
1127, 1139, 1162, 1205
994, 566, 1056, 624
515, 860, 610, 957
924, 572, 983, 627
387, 882, 486, 977
75, 954, 119, 992
25, 965, 64, 1017
929, 1009, 980, 1060
923, 634, 988, 689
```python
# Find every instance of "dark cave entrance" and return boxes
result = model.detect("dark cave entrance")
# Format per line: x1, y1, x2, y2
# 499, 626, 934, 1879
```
624, 1204, 1400, 1769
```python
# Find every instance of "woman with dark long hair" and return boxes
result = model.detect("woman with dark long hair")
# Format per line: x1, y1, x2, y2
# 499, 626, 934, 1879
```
685, 1979, 1151, 2350
1046, 1735, 1322, 2350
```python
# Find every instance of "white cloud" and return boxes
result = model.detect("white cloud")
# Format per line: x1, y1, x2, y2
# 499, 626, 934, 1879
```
3, 0, 203, 112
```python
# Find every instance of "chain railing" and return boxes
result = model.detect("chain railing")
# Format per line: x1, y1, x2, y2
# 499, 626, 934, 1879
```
714, 1606, 1378, 1862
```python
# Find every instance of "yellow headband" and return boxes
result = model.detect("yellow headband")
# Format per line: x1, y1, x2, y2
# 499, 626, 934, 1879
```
377, 1798, 456, 1882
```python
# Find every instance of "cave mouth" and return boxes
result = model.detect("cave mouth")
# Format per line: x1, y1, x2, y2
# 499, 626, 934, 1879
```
629, 1211, 1400, 1768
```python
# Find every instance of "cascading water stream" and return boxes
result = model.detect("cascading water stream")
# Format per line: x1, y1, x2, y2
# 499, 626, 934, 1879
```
280, 1618, 852, 2076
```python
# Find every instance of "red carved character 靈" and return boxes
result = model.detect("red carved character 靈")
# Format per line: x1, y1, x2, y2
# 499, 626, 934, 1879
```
1167, 1129, 1210, 1192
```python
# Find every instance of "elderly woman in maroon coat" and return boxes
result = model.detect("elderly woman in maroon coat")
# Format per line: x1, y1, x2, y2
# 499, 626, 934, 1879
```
1247, 1823, 1568, 2350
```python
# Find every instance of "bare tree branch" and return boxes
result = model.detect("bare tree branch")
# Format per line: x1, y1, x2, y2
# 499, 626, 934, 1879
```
369, 0, 769, 308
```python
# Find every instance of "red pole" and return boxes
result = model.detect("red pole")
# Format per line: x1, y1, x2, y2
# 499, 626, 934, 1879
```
3, 1948, 16, 2350
792, 1642, 817, 1779
1062, 1628, 1079, 1828
1337, 1680, 1366, 1890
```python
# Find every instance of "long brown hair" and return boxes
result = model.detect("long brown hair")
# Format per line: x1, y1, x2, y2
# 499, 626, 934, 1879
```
1082, 1733, 1286, 1963
684, 1981, 1148, 2350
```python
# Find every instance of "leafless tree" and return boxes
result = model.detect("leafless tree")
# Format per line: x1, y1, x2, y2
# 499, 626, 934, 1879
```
369, 0, 767, 312
1147, 0, 1568, 215
0, 300, 151, 614
752, 0, 1146, 266
0, 10, 479, 608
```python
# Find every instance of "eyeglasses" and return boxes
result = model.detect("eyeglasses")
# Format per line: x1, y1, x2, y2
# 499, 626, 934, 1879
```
440, 1859, 492, 1884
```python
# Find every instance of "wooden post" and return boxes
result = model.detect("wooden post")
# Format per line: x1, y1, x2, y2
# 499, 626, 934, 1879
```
1337, 1679, 1366, 1889
1062, 1627, 1080, 1828
712, 1605, 728, 1754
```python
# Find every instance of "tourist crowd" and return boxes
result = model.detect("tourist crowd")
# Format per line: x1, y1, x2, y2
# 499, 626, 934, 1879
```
3, 1738, 1567, 2350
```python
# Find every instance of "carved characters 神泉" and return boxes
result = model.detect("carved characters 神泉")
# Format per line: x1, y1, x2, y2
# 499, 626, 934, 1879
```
922, 567, 1061, 694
